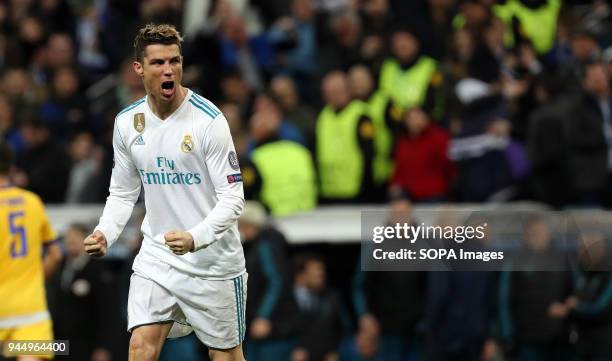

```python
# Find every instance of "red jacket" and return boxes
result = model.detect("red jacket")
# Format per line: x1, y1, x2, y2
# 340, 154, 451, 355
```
391, 124, 455, 201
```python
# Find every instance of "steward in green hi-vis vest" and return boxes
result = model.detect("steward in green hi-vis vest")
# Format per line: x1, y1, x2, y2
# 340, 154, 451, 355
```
249, 140, 317, 216
492, 0, 560, 54
367, 91, 395, 185
379, 56, 438, 110
316, 100, 375, 200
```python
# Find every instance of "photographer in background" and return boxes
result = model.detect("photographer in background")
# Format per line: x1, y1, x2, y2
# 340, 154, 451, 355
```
550, 232, 612, 361
47, 224, 122, 361
239, 201, 298, 361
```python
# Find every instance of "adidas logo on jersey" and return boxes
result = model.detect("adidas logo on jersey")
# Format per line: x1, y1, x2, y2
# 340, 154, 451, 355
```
135, 135, 145, 145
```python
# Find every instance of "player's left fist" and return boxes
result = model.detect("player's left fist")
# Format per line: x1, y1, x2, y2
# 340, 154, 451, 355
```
164, 231, 195, 255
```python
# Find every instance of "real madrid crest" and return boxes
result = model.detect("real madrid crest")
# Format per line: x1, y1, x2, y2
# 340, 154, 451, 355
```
134, 113, 145, 133
182, 134, 194, 153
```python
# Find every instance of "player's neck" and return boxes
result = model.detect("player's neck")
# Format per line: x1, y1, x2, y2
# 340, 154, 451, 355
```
148, 86, 187, 120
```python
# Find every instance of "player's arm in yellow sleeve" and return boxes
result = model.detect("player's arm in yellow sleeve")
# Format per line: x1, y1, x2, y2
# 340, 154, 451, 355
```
38, 197, 63, 279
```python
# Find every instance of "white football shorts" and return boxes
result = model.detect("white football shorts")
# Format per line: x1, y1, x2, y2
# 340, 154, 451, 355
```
127, 258, 247, 350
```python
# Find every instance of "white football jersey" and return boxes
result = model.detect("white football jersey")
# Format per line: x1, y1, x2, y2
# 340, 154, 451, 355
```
96, 89, 245, 279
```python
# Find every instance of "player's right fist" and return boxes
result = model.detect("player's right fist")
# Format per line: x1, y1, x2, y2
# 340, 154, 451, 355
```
84, 230, 108, 258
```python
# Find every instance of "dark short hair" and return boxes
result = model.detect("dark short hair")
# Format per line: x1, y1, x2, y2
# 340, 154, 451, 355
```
0, 143, 14, 175
133, 23, 183, 62
293, 252, 324, 274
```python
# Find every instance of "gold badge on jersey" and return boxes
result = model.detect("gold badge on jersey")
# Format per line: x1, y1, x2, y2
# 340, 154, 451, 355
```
134, 113, 145, 133
181, 134, 194, 153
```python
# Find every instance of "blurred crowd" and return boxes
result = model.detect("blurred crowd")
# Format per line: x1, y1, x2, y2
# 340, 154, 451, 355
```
0, 0, 611, 211
47, 199, 612, 361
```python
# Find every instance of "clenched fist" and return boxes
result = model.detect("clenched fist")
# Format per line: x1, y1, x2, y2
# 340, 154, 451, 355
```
164, 231, 195, 255
84, 230, 108, 257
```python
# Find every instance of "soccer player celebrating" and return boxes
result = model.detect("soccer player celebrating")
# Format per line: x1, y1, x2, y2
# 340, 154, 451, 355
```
0, 143, 63, 361
83, 24, 247, 361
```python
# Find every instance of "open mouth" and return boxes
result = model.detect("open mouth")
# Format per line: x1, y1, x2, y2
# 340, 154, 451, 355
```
161, 81, 175, 98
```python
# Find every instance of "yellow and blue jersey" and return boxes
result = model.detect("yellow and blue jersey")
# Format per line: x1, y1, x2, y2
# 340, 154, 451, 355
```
0, 186, 57, 319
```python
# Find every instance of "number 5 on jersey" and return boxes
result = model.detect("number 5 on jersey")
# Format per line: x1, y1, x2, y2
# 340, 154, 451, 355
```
9, 211, 27, 258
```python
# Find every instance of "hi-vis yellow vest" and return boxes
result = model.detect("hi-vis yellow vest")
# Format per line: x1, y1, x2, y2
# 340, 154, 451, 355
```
316, 101, 367, 198
251, 140, 317, 216
493, 0, 560, 54
368, 91, 394, 185
379, 56, 437, 110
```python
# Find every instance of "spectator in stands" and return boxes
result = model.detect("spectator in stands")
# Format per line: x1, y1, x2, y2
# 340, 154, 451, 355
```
2, 15, 47, 67
569, 29, 601, 67
448, 78, 517, 201
0, 93, 24, 153
65, 131, 102, 203
417, 0, 455, 61
358, 0, 392, 39
220, 14, 273, 91
467, 17, 505, 87
560, 29, 602, 96
355, 0, 389, 70
391, 107, 455, 203
3, 16, 46, 67
74, 5, 109, 73
347, 64, 395, 187
270, 75, 317, 148
498, 216, 573, 361
45, 32, 76, 74
220, 72, 255, 121
351, 191, 426, 361
452, 1, 490, 34
378, 26, 440, 115
527, 72, 573, 207
442, 28, 477, 119
292, 253, 349, 361
268, 0, 317, 82
567, 62, 609, 205
243, 109, 317, 216
505, 41, 544, 142
316, 71, 377, 203
239, 201, 298, 361
317, 10, 364, 73
33, 0, 76, 35
578, 0, 612, 48
251, 91, 307, 149
47, 223, 122, 361
39, 66, 90, 139
1, 68, 44, 123
15, 118, 71, 203
550, 232, 612, 361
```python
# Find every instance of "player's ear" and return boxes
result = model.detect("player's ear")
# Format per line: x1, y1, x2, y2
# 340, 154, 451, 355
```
133, 61, 144, 77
